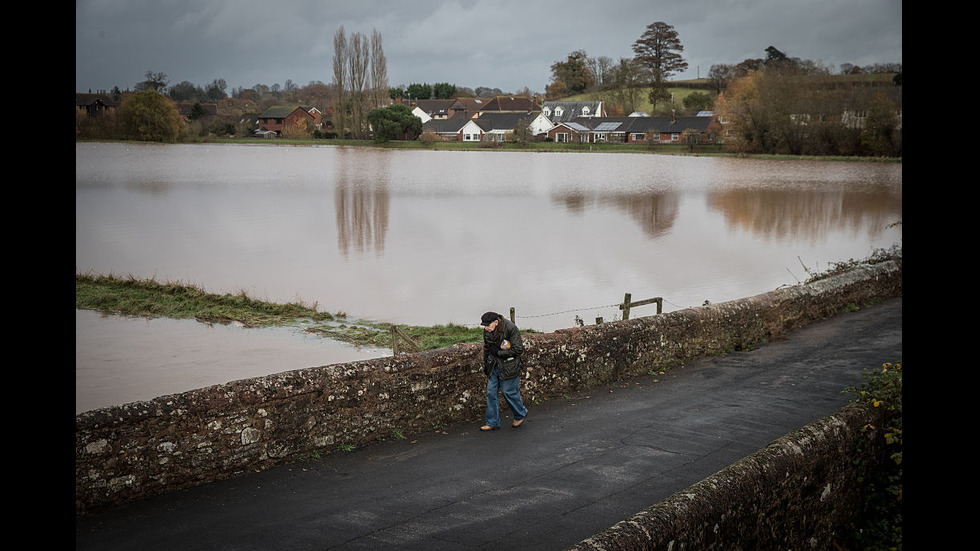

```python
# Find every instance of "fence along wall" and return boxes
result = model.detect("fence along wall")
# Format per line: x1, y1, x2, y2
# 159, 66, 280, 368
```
75, 261, 901, 514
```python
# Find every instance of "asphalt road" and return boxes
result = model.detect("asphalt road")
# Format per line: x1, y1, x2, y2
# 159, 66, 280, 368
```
76, 297, 902, 551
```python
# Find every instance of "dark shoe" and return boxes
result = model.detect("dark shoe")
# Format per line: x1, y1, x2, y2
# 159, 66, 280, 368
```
480, 425, 499, 431
512, 418, 525, 428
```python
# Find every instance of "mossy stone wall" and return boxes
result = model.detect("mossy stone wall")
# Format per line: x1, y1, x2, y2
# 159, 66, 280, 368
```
76, 261, 901, 514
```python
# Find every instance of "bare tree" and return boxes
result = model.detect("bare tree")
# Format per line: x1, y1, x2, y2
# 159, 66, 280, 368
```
708, 63, 736, 94
371, 29, 388, 110
347, 32, 371, 138
333, 26, 388, 139
332, 26, 349, 137
587, 55, 614, 90
136, 71, 169, 92
608, 58, 650, 115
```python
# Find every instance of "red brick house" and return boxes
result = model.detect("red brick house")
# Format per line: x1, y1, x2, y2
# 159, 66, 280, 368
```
257, 105, 321, 134
547, 122, 591, 143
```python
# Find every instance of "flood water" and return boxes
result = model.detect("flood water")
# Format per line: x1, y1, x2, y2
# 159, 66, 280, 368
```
75, 142, 902, 413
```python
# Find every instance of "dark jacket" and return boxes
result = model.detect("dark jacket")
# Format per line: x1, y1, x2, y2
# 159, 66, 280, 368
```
483, 319, 524, 379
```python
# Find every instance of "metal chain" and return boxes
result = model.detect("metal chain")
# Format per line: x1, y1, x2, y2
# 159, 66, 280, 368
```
515, 303, 622, 319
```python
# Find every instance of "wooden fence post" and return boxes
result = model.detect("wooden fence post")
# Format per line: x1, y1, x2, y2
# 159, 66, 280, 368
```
620, 293, 663, 320
390, 324, 422, 355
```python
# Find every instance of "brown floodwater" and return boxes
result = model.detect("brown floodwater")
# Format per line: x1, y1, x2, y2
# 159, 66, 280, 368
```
75, 142, 902, 413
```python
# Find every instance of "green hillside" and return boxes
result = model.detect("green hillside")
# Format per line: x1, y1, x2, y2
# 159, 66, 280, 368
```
560, 82, 714, 116
558, 73, 899, 117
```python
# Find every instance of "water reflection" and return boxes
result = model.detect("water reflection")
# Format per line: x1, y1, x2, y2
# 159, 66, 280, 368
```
610, 193, 680, 239
553, 193, 680, 239
333, 147, 391, 257
708, 188, 902, 242
76, 143, 901, 411
335, 183, 390, 257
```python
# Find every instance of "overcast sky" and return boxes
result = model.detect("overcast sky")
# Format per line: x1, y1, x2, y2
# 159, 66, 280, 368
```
76, 0, 902, 95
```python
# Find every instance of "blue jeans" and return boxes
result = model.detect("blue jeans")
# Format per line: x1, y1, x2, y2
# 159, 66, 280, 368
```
485, 367, 527, 427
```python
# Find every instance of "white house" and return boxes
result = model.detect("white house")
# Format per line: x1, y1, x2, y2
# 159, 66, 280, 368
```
527, 112, 555, 136
460, 120, 485, 142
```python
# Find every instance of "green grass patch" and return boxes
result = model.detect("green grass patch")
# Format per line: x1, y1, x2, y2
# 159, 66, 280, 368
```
76, 272, 491, 350
305, 320, 487, 350
75, 273, 335, 327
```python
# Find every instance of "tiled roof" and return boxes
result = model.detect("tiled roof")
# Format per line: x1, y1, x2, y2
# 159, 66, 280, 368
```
542, 101, 604, 122
422, 118, 469, 133
553, 122, 591, 132
571, 115, 714, 133
76, 93, 118, 107
259, 105, 311, 119
473, 111, 541, 130
414, 99, 454, 115
479, 96, 539, 112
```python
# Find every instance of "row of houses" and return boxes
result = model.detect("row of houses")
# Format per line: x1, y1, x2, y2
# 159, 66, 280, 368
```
547, 115, 716, 144
415, 97, 717, 144
422, 112, 716, 144
77, 91, 717, 143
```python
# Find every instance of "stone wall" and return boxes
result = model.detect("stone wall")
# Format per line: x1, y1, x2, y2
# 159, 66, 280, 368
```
568, 402, 894, 550
76, 261, 901, 514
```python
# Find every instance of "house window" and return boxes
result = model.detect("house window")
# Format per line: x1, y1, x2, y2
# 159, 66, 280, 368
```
543, 107, 551, 117
595, 133, 607, 142
631, 133, 645, 142
670, 133, 679, 142
555, 107, 564, 117
556, 132, 568, 143
582, 106, 590, 116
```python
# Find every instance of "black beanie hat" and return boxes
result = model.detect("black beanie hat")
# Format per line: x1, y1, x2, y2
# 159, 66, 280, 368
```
481, 312, 500, 326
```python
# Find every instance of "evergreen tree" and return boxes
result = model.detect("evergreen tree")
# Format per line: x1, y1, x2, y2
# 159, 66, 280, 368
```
632, 22, 687, 113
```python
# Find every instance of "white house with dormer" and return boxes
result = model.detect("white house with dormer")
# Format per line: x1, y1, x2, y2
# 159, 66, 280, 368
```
541, 101, 606, 124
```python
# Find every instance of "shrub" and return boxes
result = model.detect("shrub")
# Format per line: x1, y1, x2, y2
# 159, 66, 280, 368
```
846, 362, 902, 550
